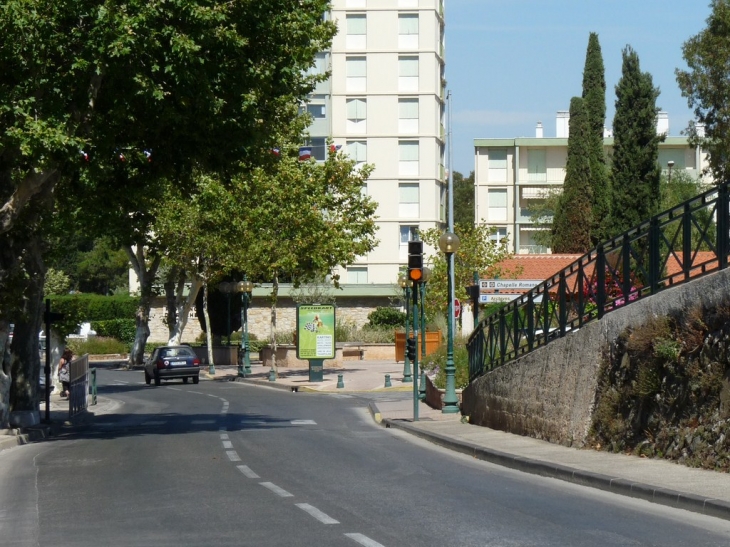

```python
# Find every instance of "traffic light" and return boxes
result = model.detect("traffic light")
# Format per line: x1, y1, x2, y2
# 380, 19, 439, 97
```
408, 240, 423, 283
406, 337, 417, 361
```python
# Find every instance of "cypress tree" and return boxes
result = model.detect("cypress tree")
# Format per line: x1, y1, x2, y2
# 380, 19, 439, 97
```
609, 46, 664, 237
552, 97, 593, 253
581, 32, 610, 244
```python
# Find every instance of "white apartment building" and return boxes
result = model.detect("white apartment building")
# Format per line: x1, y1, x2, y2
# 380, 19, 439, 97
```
307, 0, 447, 285
474, 113, 710, 255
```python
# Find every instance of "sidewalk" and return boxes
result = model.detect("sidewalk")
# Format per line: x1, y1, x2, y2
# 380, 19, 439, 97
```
222, 359, 730, 521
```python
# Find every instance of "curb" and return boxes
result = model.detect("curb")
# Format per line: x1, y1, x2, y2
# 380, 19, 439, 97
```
375, 413, 730, 522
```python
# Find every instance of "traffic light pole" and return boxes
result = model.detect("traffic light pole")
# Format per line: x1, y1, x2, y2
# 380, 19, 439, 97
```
411, 283, 419, 422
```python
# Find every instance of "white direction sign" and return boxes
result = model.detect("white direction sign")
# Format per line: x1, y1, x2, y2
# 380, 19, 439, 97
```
479, 294, 544, 304
480, 279, 543, 291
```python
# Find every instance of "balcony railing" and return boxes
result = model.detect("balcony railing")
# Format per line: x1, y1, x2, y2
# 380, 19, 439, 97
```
467, 182, 729, 383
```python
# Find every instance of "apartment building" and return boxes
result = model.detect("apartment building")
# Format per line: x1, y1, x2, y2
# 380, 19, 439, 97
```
474, 112, 710, 255
307, 0, 447, 285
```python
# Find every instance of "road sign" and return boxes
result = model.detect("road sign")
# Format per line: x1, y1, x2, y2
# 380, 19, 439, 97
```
480, 279, 543, 291
454, 298, 461, 318
479, 294, 544, 304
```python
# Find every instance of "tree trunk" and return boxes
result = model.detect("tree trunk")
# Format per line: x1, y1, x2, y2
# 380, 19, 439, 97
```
269, 274, 279, 378
0, 320, 12, 428
203, 283, 214, 367
125, 245, 161, 366
164, 266, 178, 341
168, 276, 202, 346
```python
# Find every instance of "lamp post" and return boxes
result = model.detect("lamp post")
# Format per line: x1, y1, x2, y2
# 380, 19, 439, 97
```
236, 277, 254, 377
418, 267, 431, 401
667, 160, 675, 184
439, 231, 461, 414
398, 273, 413, 383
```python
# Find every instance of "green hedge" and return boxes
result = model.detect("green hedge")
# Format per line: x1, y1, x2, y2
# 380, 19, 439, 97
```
91, 319, 136, 344
48, 294, 138, 339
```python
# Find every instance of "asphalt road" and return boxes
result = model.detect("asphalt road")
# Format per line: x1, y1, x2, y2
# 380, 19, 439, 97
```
3, 368, 730, 546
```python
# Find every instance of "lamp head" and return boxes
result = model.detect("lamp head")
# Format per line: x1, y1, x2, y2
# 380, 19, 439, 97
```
438, 232, 461, 254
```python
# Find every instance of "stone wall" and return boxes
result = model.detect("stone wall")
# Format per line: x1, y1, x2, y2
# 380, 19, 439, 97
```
146, 295, 392, 344
462, 267, 730, 447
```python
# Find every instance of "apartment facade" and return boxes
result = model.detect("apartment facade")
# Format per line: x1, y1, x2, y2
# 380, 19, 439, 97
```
474, 113, 710, 255
307, 0, 447, 285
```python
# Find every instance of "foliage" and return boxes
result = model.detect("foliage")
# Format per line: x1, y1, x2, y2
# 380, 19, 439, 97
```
44, 268, 71, 296
290, 280, 337, 305
608, 46, 664, 238
552, 97, 593, 253
453, 171, 475, 226
422, 337, 470, 390
66, 336, 128, 356
366, 307, 407, 329
48, 294, 138, 339
582, 32, 611, 245
526, 188, 561, 249
91, 319, 136, 344
420, 223, 513, 322
676, 0, 730, 185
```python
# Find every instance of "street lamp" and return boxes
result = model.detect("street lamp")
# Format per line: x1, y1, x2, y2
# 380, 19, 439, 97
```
438, 231, 460, 414
236, 277, 254, 377
667, 160, 675, 184
398, 273, 413, 383
418, 266, 431, 402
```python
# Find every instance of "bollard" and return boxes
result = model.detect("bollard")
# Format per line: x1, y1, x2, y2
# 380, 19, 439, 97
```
336, 374, 344, 389
384, 374, 392, 388
268, 368, 276, 382
90, 368, 97, 406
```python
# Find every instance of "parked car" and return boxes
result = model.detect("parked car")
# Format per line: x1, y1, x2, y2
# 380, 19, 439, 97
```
144, 345, 201, 386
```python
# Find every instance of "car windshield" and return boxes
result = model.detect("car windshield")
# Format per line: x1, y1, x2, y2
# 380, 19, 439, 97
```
159, 347, 194, 358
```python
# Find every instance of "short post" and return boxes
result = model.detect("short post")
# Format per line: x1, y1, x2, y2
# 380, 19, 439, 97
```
308, 359, 324, 382
268, 368, 276, 382
90, 368, 97, 406
384, 374, 392, 388
337, 374, 344, 389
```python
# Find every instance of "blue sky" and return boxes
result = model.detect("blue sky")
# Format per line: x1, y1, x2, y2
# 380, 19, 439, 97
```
446, 0, 712, 175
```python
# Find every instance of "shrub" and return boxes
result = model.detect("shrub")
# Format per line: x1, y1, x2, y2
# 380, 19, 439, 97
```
92, 319, 136, 344
366, 307, 406, 328
422, 336, 469, 390
66, 336, 128, 355
49, 294, 138, 339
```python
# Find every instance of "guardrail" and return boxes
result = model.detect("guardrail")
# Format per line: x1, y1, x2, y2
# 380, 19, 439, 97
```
68, 354, 90, 418
467, 182, 729, 382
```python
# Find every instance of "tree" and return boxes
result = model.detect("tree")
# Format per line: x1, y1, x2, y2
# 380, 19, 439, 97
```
608, 46, 664, 237
582, 32, 611, 244
551, 97, 593, 253
0, 0, 336, 419
453, 171, 475, 226
676, 0, 730, 185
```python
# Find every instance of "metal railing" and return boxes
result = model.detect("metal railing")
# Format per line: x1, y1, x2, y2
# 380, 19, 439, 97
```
467, 182, 729, 382
68, 354, 90, 418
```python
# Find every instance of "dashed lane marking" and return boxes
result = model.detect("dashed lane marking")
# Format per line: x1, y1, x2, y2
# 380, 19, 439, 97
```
237, 465, 260, 479
260, 482, 293, 498
220, 433, 229, 440
226, 451, 241, 462
344, 533, 386, 547
222, 440, 233, 449
291, 420, 317, 426
296, 503, 339, 525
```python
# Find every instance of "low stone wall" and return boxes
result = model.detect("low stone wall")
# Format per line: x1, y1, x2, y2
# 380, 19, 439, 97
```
424, 375, 462, 410
261, 343, 395, 368
462, 267, 730, 447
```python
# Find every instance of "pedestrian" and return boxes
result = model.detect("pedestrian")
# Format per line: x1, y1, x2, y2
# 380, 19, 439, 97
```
58, 348, 72, 398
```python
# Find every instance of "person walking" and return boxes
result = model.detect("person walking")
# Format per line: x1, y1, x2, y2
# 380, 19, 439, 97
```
58, 348, 72, 398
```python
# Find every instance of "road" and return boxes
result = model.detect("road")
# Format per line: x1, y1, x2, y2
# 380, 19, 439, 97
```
2, 368, 730, 546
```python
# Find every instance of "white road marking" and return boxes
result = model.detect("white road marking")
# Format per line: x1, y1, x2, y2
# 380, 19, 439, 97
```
207, 394, 217, 398
236, 465, 260, 479
291, 420, 317, 426
222, 440, 233, 449
221, 409, 228, 414
226, 451, 241, 462
344, 533, 386, 547
296, 503, 339, 525
260, 482, 293, 498
168, 387, 182, 391
220, 433, 229, 440
188, 391, 204, 395
219, 427, 226, 432
191, 420, 215, 425
141, 421, 166, 426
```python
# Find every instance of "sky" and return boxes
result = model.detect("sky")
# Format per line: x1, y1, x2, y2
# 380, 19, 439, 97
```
446, 0, 713, 176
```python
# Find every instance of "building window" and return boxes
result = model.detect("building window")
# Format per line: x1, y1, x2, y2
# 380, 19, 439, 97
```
398, 14, 418, 49
490, 227, 508, 245
398, 56, 419, 92
398, 98, 418, 133
346, 98, 367, 134
306, 103, 326, 119
399, 140, 419, 176
307, 52, 328, 76
347, 140, 367, 169
346, 56, 367, 92
527, 149, 546, 182
399, 225, 419, 259
488, 149, 508, 182
488, 189, 508, 222
346, 14, 366, 49
347, 267, 368, 284
658, 149, 686, 170
305, 137, 327, 161
399, 183, 419, 218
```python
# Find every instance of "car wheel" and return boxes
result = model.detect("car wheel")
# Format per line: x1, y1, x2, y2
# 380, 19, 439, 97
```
144, 371, 151, 385
183, 377, 189, 384
154, 371, 161, 386
192, 375, 199, 385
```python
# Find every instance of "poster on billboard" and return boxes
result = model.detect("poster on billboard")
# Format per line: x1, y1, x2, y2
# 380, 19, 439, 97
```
296, 305, 336, 360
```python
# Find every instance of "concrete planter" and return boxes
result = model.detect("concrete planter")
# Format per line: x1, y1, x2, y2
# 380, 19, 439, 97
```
424, 374, 463, 411
191, 345, 238, 366
260, 343, 396, 368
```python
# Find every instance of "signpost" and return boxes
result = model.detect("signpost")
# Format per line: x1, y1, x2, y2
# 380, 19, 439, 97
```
479, 294, 543, 304
479, 279, 542, 291
296, 304, 336, 382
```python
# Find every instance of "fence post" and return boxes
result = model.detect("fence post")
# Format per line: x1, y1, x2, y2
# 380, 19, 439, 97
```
649, 217, 661, 294
718, 183, 729, 270
597, 245, 606, 319
559, 272, 567, 337
526, 293, 534, 352
90, 368, 97, 406
622, 234, 632, 302
498, 308, 506, 368
683, 202, 692, 282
